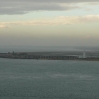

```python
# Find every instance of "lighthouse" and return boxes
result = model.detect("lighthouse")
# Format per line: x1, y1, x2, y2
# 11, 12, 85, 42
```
83, 50, 86, 58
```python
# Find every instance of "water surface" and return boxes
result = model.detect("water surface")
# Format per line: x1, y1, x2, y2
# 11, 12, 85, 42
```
0, 59, 99, 99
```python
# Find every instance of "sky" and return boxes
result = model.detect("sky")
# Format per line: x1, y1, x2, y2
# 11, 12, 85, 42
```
0, 0, 99, 47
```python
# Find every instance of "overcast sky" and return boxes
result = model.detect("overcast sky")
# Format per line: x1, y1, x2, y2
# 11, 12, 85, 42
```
0, 0, 99, 47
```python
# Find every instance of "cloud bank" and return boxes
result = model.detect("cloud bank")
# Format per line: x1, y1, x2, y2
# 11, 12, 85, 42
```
0, 15, 99, 28
0, 0, 99, 15
0, 25, 10, 28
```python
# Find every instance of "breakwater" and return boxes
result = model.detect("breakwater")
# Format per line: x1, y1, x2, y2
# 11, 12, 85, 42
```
0, 52, 78, 60
0, 51, 99, 61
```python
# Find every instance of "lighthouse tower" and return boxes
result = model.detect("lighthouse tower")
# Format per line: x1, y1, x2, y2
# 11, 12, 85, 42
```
83, 50, 86, 58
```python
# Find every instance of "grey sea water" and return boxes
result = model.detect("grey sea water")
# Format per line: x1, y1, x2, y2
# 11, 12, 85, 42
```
0, 59, 99, 99
0, 46, 99, 53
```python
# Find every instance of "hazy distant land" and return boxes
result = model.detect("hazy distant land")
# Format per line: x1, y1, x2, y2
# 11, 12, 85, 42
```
0, 51, 99, 61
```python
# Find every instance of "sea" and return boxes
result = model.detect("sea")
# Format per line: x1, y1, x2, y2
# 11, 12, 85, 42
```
0, 46, 99, 99
0, 46, 99, 53
0, 59, 99, 99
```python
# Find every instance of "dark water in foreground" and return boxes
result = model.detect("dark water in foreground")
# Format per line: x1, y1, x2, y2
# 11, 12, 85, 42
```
0, 59, 99, 99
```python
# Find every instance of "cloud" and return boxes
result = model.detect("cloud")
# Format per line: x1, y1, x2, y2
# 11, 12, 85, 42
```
0, 25, 10, 28
0, 14, 99, 27
0, 0, 99, 15
1, 0, 99, 3
0, 4, 79, 15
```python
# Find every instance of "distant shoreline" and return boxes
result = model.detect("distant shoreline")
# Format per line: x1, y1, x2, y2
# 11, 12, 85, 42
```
0, 52, 99, 61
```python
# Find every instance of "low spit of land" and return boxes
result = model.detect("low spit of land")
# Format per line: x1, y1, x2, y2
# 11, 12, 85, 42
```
0, 51, 99, 61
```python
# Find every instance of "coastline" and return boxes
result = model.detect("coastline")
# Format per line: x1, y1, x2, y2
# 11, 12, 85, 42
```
0, 51, 99, 61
